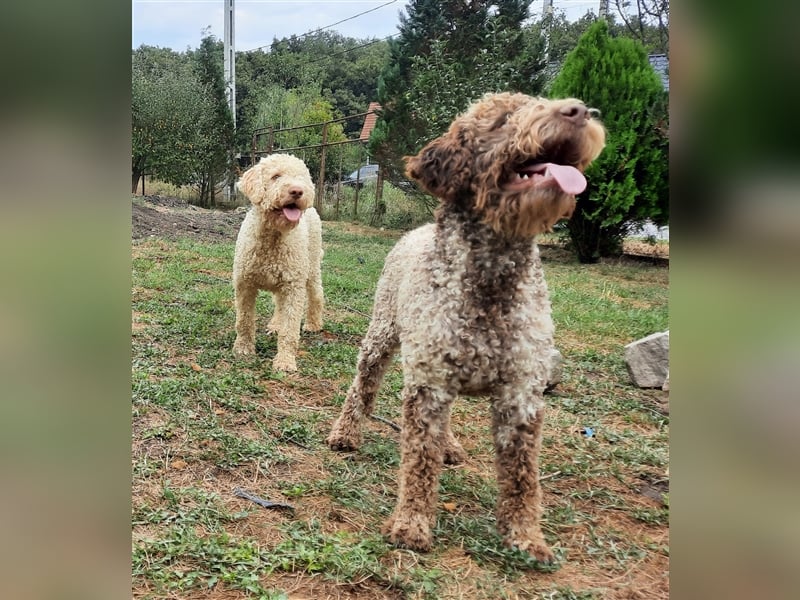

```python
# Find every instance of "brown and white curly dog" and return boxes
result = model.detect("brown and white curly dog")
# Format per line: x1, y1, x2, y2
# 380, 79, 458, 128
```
327, 93, 605, 562
232, 154, 324, 372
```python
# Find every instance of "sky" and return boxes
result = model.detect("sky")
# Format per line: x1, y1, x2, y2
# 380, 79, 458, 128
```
132, 0, 603, 52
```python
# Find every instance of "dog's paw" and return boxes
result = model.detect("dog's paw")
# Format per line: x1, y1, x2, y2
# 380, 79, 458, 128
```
303, 319, 323, 332
326, 423, 361, 452
504, 536, 556, 565
442, 440, 467, 466
383, 512, 433, 552
272, 355, 297, 372
233, 340, 255, 356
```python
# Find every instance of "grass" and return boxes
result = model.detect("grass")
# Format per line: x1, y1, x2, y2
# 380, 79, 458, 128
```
321, 182, 434, 230
131, 221, 669, 599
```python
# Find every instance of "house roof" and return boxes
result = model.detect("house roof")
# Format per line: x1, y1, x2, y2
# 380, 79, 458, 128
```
648, 54, 669, 92
359, 102, 381, 141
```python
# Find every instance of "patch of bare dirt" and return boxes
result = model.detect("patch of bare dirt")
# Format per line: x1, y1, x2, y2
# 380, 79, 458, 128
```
132, 195, 670, 266
132, 195, 246, 242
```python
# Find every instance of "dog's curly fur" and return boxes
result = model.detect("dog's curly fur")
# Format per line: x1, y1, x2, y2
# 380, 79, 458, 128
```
327, 93, 605, 562
232, 154, 324, 372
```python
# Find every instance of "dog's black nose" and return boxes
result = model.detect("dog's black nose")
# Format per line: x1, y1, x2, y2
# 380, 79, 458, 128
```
559, 103, 589, 124
289, 186, 304, 199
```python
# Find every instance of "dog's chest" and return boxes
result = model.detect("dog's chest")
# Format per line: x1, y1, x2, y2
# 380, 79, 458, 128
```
442, 297, 552, 390
401, 275, 553, 392
235, 226, 309, 289
397, 228, 554, 392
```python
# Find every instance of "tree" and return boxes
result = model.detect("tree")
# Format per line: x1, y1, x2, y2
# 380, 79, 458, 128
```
531, 7, 667, 84
234, 33, 390, 152
370, 0, 545, 192
250, 83, 347, 181
190, 35, 235, 206
316, 35, 390, 136
549, 19, 668, 263
132, 46, 217, 194
532, 10, 597, 69
132, 41, 234, 206
613, 0, 669, 54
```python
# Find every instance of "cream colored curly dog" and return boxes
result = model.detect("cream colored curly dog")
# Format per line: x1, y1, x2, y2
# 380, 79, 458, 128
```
327, 93, 605, 562
232, 154, 324, 372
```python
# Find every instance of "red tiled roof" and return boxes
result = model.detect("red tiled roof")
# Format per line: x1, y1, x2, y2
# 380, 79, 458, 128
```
359, 102, 381, 142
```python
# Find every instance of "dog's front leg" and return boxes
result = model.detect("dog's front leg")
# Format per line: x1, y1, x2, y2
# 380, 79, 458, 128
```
384, 386, 450, 552
271, 286, 306, 372
492, 394, 555, 565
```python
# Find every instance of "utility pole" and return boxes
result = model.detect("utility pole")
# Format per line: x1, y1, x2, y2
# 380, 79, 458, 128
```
224, 0, 236, 128
223, 0, 236, 199
542, 0, 554, 64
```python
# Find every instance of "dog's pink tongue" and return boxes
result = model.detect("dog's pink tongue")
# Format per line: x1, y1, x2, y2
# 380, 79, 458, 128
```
282, 206, 302, 222
546, 163, 587, 195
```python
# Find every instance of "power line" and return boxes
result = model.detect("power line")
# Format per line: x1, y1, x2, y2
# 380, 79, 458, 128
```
242, 0, 399, 53
237, 0, 602, 59
302, 34, 395, 66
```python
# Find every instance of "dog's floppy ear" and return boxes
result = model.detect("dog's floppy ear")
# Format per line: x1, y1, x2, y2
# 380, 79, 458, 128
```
237, 162, 263, 204
404, 132, 472, 202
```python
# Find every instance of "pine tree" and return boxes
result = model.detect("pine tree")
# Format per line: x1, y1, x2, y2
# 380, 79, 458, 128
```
549, 19, 668, 263
370, 0, 545, 194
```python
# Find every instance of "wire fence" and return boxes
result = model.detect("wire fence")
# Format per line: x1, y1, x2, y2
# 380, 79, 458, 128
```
250, 108, 392, 224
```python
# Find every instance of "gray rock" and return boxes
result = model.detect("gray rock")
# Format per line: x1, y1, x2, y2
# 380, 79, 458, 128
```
624, 331, 670, 388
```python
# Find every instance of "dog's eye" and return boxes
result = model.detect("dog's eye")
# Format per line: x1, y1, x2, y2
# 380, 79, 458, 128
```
271, 173, 281, 181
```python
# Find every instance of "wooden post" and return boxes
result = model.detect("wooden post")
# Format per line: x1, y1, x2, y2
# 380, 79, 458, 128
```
372, 165, 386, 226
317, 122, 328, 218
335, 150, 343, 220
353, 145, 363, 219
